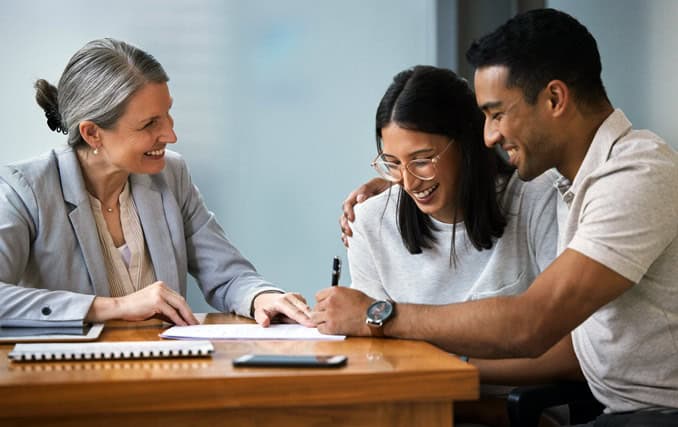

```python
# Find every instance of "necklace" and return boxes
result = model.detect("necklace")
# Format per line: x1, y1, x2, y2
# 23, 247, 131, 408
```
106, 207, 114, 213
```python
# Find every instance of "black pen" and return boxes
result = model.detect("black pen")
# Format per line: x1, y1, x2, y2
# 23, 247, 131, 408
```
331, 256, 342, 286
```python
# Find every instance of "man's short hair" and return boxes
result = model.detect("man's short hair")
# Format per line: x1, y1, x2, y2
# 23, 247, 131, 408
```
466, 8, 609, 106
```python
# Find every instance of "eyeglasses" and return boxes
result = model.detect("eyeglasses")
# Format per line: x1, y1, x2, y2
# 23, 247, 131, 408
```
371, 141, 453, 182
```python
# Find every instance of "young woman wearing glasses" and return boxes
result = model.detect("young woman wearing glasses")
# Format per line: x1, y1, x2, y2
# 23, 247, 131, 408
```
314, 65, 558, 332
313, 65, 564, 426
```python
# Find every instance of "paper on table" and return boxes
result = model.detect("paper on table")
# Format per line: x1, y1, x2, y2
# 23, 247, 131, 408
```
159, 324, 346, 341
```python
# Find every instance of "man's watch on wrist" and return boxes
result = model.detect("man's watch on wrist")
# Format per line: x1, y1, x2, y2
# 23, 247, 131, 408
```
365, 300, 395, 337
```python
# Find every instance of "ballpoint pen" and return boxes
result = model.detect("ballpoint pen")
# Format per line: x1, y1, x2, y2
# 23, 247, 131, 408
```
331, 256, 342, 286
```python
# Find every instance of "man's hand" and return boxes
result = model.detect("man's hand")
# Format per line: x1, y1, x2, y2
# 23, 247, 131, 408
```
340, 178, 392, 247
252, 292, 314, 328
312, 287, 375, 335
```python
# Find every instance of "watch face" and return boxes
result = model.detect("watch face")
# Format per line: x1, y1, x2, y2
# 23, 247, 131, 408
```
368, 300, 393, 323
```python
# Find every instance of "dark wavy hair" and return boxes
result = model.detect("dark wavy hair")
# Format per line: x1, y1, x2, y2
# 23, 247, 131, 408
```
375, 65, 513, 256
465, 8, 609, 107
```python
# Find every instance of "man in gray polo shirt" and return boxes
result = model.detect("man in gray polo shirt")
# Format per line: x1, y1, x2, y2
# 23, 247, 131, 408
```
319, 8, 677, 426
466, 10, 677, 424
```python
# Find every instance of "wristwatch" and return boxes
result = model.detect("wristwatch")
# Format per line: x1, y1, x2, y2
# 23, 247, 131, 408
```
365, 300, 395, 337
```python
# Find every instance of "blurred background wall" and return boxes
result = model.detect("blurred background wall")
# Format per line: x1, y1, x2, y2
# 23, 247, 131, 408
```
1, 0, 675, 311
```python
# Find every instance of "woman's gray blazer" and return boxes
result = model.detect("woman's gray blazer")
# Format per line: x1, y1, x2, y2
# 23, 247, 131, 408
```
0, 147, 279, 323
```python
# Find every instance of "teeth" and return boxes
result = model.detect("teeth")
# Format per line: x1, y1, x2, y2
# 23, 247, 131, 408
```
413, 183, 438, 199
507, 148, 517, 159
145, 149, 165, 156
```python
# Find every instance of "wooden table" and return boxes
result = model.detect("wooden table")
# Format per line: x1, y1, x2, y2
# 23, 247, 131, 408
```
0, 314, 478, 427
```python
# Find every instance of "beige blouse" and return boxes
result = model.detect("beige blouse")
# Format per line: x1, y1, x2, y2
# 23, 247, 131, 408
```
88, 182, 156, 297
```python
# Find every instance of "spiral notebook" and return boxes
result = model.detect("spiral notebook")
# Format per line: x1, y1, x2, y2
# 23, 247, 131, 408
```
8, 340, 214, 362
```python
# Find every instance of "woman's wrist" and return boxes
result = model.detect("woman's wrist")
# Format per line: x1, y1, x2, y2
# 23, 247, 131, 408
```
85, 296, 119, 322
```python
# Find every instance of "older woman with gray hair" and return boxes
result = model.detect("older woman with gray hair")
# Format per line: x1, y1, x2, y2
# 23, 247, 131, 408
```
0, 38, 312, 327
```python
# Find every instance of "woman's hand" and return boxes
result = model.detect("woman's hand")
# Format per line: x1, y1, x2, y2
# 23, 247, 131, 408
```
339, 178, 392, 247
312, 287, 374, 335
252, 292, 314, 327
87, 281, 198, 325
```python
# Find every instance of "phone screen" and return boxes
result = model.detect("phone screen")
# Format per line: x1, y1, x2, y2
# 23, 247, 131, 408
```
232, 354, 348, 368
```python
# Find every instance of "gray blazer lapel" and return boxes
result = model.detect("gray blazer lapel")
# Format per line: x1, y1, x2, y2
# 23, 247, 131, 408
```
57, 149, 110, 297
130, 174, 180, 292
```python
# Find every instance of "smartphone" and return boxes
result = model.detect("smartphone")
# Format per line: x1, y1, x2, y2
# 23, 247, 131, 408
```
232, 354, 348, 368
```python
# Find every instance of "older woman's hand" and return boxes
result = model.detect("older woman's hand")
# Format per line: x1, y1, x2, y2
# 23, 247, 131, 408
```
252, 292, 314, 327
87, 281, 198, 325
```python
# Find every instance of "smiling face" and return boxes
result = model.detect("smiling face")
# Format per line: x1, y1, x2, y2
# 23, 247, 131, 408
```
474, 65, 560, 181
380, 124, 461, 223
96, 82, 176, 175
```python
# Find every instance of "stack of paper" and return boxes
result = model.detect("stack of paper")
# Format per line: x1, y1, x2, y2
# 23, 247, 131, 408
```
160, 324, 346, 341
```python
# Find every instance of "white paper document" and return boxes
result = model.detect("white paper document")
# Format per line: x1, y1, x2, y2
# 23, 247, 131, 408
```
160, 324, 346, 341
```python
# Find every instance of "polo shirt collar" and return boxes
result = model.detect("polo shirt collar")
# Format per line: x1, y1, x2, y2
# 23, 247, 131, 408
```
569, 109, 632, 195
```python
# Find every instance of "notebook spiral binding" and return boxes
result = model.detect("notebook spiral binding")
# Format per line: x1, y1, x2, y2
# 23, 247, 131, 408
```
8, 340, 214, 362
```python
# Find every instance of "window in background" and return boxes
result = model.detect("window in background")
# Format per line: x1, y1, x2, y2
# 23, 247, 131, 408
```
0, 0, 437, 311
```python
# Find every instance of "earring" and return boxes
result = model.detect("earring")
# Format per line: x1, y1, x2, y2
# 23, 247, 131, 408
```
93, 147, 99, 155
